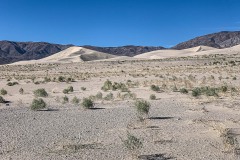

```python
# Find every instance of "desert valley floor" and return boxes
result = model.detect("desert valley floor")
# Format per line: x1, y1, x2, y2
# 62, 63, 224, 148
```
1, 49, 240, 159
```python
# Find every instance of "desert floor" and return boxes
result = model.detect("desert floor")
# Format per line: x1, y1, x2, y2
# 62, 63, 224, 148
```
1, 54, 240, 160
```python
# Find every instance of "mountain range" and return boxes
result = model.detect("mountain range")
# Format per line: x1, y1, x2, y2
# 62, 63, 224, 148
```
1, 31, 240, 64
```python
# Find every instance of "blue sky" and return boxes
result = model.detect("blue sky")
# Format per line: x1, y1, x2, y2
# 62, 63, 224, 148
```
0, 0, 240, 47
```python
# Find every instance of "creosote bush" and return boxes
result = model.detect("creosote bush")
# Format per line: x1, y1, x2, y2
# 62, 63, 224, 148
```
180, 88, 188, 94
62, 96, 69, 103
134, 100, 151, 118
104, 92, 114, 101
7, 82, 19, 86
81, 98, 94, 109
150, 85, 160, 92
150, 94, 156, 100
71, 96, 80, 104
122, 132, 143, 152
0, 96, 5, 103
0, 88, 7, 95
33, 88, 48, 97
31, 98, 46, 111
19, 88, 24, 94
81, 87, 86, 91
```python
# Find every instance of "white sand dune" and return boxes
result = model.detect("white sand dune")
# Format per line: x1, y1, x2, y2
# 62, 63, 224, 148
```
134, 45, 240, 59
11, 47, 117, 65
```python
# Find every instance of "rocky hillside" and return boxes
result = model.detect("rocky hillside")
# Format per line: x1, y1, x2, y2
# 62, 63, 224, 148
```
173, 31, 240, 49
83, 45, 165, 57
0, 41, 72, 64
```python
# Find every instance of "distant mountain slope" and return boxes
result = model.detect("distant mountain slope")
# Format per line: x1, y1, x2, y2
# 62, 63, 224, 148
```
83, 45, 165, 57
173, 31, 240, 49
0, 41, 73, 64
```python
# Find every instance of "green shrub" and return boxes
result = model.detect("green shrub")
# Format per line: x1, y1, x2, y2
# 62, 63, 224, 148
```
58, 76, 65, 82
33, 88, 48, 97
44, 77, 51, 82
19, 88, 24, 94
62, 96, 69, 103
104, 92, 114, 101
122, 133, 143, 151
134, 100, 150, 116
63, 89, 69, 94
0, 96, 5, 103
101, 80, 112, 91
233, 77, 237, 80
192, 87, 201, 97
150, 94, 156, 100
31, 98, 46, 111
67, 86, 74, 92
7, 82, 18, 86
95, 92, 103, 100
71, 96, 80, 104
150, 85, 160, 92
221, 86, 228, 93
0, 88, 7, 95
81, 98, 94, 109
180, 88, 188, 94
81, 87, 86, 91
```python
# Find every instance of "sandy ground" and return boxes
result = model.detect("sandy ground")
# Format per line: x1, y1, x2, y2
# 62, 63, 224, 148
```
1, 52, 240, 159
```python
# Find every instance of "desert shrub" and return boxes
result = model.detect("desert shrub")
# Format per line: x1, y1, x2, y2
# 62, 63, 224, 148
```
81, 98, 94, 109
180, 88, 188, 94
58, 76, 65, 82
192, 87, 201, 97
0, 88, 7, 95
19, 88, 24, 94
68, 86, 74, 92
150, 85, 160, 92
101, 79, 112, 91
7, 82, 18, 86
205, 87, 218, 97
66, 77, 74, 83
62, 96, 69, 103
104, 92, 114, 101
44, 77, 51, 82
71, 96, 80, 104
221, 86, 228, 93
81, 87, 86, 91
233, 77, 237, 80
122, 132, 143, 152
120, 92, 137, 100
172, 85, 178, 92
31, 98, 46, 111
134, 100, 150, 117
63, 89, 69, 94
0, 96, 5, 103
33, 88, 48, 97
95, 92, 103, 100
150, 94, 156, 100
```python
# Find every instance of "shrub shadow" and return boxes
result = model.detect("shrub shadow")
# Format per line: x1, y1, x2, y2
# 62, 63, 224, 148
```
138, 153, 174, 160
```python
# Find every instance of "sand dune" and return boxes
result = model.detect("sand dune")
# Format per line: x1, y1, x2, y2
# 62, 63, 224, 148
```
134, 45, 240, 59
11, 47, 117, 65
10, 45, 240, 65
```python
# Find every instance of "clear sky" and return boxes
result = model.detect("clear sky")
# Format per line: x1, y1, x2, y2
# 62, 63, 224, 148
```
1, 0, 240, 47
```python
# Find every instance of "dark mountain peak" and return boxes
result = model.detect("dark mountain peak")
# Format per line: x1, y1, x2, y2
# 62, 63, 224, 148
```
83, 45, 165, 57
173, 31, 240, 49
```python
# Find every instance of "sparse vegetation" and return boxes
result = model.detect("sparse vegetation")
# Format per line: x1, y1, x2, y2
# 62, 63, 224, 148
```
19, 88, 24, 94
134, 100, 150, 119
150, 94, 156, 100
71, 96, 80, 104
0, 88, 7, 95
7, 81, 19, 86
33, 88, 48, 97
31, 98, 46, 111
150, 85, 160, 92
0, 96, 5, 103
122, 132, 143, 157
62, 95, 69, 103
180, 88, 188, 94
81, 98, 94, 109
81, 87, 86, 91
